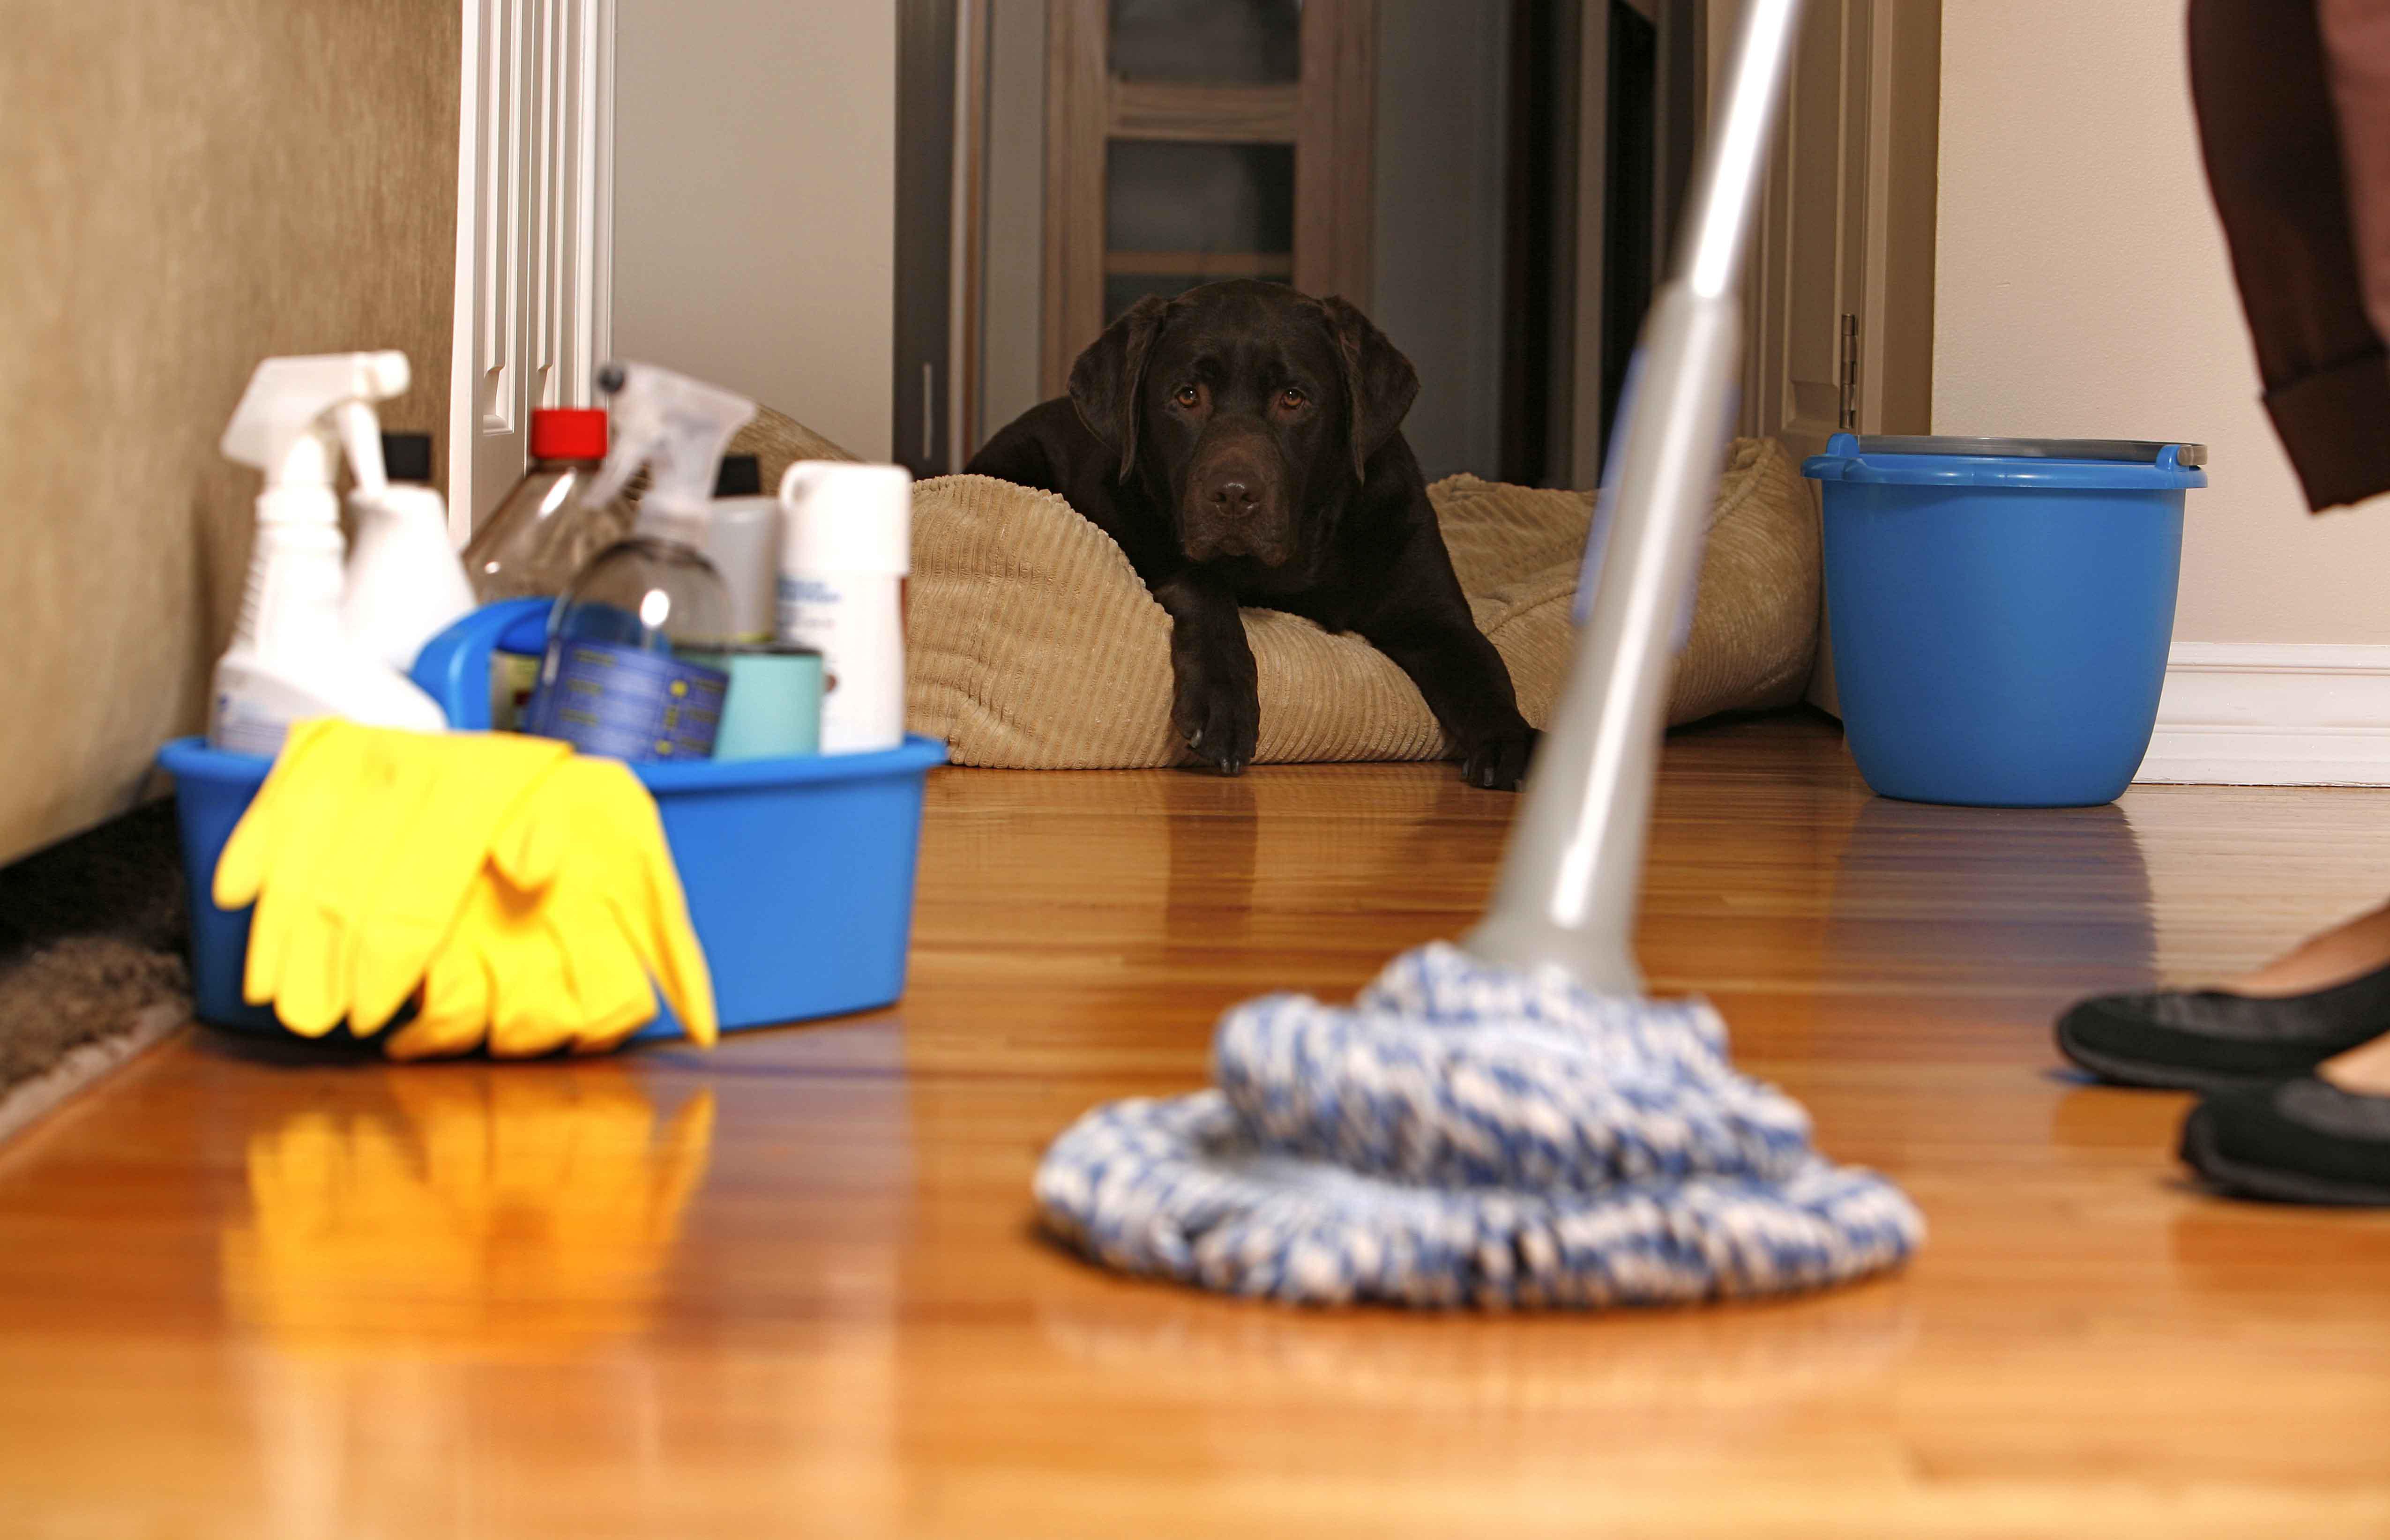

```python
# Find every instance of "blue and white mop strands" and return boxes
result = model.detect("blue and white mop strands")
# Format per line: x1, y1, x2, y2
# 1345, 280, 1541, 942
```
1035, 945, 1923, 1308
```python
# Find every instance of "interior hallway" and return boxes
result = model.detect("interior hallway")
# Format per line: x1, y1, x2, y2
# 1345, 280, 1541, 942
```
1, 712, 2387, 1537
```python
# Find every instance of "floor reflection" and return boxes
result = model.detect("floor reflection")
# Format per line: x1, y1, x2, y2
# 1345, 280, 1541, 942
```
1040, 1280, 1916, 1412
217, 1046, 928, 1536
1822, 797, 2157, 1019
2171, 1200, 2390, 1311
1166, 770, 1259, 944
1034, 1277, 1917, 1479
222, 1065, 715, 1358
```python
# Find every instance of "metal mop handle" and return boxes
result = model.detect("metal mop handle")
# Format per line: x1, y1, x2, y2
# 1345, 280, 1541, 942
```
1467, 0, 1806, 992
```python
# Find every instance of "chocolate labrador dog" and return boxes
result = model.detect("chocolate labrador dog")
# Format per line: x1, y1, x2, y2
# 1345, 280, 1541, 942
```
966, 279, 1538, 789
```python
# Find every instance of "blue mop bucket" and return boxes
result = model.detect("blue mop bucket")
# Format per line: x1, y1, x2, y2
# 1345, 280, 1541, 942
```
1802, 434, 2205, 808
159, 597, 946, 1040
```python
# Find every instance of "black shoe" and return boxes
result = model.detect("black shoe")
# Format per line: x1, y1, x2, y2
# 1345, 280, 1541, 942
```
2055, 961, 2390, 1094
2180, 1078, 2390, 1205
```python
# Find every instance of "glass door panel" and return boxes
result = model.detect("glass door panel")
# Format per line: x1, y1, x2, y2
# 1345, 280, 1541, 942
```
1103, 140, 1296, 320
1108, 0, 1301, 84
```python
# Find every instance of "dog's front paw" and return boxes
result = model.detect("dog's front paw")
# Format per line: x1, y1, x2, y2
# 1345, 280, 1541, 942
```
1173, 669, 1260, 776
1459, 724, 1539, 791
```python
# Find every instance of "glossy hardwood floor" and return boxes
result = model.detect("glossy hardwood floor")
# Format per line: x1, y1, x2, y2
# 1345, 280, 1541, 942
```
4, 713, 2389, 1537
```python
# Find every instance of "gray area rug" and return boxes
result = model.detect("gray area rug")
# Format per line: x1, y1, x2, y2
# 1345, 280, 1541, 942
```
0, 802, 191, 1145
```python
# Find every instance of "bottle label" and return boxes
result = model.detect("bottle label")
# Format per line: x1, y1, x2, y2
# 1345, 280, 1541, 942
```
776, 574, 903, 753
209, 693, 289, 758
777, 578, 840, 658
525, 640, 728, 762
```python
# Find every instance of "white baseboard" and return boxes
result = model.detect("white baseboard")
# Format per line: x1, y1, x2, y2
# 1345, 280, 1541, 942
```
2138, 643, 2390, 786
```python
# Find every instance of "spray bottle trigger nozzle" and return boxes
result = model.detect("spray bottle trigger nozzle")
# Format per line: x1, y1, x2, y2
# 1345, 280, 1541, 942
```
334, 400, 389, 498
220, 351, 412, 491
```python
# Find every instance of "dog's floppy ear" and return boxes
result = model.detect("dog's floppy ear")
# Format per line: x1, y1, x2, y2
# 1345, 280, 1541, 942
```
1069, 294, 1173, 483
1319, 295, 1420, 480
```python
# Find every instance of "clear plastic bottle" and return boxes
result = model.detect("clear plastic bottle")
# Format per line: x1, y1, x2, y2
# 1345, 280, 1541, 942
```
524, 527, 736, 762
522, 363, 750, 762
462, 409, 618, 600
551, 530, 733, 657
461, 409, 615, 726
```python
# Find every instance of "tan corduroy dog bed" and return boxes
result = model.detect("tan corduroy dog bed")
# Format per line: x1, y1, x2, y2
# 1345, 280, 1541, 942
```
904, 436, 1819, 770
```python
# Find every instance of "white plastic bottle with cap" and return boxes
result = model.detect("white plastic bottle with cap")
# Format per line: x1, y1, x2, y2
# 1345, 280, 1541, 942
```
776, 461, 911, 753
210, 352, 448, 753
343, 430, 475, 673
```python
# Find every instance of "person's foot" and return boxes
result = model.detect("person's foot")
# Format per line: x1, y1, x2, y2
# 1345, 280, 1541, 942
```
2221, 901, 2390, 997
2180, 1075, 2390, 1205
2321, 1027, 2390, 1096
2055, 902, 2390, 1094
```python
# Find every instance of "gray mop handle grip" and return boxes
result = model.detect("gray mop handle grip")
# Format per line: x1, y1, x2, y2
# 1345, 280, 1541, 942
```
1680, 0, 1805, 302
1467, 290, 1740, 991
1464, 0, 1803, 993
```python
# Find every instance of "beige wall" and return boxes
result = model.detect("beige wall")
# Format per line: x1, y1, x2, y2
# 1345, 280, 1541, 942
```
0, 0, 460, 864
1936, 0, 2390, 645
612, 0, 897, 461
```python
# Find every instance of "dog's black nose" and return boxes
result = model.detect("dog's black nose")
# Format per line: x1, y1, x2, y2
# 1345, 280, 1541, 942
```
1208, 479, 1256, 511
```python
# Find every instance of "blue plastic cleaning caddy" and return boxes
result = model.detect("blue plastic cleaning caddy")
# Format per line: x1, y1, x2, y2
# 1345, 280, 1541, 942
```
160, 597, 945, 1040
1802, 434, 2206, 808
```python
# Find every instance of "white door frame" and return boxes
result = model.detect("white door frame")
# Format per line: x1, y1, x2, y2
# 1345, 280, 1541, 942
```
449, 0, 618, 539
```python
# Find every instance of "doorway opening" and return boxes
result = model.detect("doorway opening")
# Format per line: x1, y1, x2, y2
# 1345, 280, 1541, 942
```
895, 0, 1707, 486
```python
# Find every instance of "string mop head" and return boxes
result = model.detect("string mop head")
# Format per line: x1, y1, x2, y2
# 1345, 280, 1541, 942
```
1035, 945, 1921, 1308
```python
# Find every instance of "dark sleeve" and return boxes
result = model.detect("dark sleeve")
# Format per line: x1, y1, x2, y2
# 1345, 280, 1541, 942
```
2191, 0, 2390, 510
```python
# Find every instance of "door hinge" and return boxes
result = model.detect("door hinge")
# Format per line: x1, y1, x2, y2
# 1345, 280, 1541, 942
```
1837, 312, 1860, 430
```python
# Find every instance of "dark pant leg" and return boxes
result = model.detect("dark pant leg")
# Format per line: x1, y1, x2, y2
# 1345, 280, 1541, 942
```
2190, 0, 2390, 511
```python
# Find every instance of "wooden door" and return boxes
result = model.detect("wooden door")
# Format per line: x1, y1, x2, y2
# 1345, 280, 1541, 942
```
1739, 0, 1938, 708
1741, 0, 1935, 456
1042, 0, 1376, 398
1744, 0, 1867, 461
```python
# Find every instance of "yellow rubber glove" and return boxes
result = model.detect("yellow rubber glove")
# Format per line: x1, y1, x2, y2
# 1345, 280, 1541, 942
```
512, 756, 718, 1050
210, 720, 371, 1031
388, 755, 716, 1058
387, 863, 659, 1060
214, 722, 574, 1036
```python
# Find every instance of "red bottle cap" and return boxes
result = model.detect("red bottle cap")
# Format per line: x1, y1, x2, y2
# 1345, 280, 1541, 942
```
530, 408, 607, 461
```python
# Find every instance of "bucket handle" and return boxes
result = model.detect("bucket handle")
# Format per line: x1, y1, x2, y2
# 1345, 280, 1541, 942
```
409, 597, 552, 730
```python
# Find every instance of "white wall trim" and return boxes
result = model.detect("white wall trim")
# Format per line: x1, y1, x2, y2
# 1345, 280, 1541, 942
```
566, 0, 617, 407
449, 0, 615, 537
2138, 643, 2390, 786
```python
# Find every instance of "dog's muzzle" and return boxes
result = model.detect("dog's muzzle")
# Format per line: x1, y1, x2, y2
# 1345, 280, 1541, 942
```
1181, 456, 1295, 565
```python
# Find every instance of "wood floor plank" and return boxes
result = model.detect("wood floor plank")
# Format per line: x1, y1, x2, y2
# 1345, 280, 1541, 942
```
0, 714, 2386, 1537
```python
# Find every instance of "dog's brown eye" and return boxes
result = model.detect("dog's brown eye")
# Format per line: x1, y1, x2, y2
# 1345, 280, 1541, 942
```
1279, 387, 1307, 409
1174, 385, 1201, 409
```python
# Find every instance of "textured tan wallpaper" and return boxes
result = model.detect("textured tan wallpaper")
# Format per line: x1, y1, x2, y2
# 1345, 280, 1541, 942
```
0, 0, 459, 863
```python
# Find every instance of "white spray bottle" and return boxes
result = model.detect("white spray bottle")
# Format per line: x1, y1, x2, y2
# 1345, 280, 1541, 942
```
210, 352, 448, 753
343, 429, 474, 673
